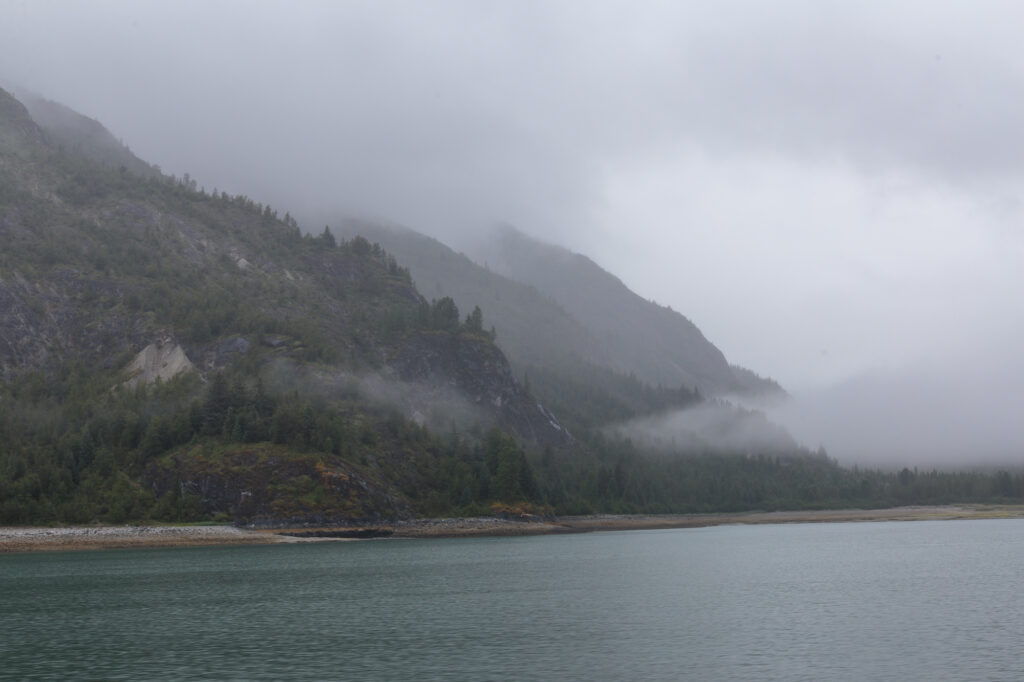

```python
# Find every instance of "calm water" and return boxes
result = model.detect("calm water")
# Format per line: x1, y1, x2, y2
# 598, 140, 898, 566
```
2, 519, 1023, 681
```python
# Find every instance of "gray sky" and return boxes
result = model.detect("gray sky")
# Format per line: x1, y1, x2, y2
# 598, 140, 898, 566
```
2, 0, 1023, 464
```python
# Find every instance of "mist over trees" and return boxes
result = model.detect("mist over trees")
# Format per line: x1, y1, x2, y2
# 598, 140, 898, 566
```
3, 75, 1024, 527
3, 2, 1024, 470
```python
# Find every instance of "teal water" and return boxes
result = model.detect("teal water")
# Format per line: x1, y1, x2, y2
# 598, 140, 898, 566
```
2, 519, 1023, 681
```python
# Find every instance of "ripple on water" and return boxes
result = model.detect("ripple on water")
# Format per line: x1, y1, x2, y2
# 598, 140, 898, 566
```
2, 520, 1023, 681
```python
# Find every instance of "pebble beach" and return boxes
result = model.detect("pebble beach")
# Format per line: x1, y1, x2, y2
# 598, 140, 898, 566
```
5, 505, 1024, 554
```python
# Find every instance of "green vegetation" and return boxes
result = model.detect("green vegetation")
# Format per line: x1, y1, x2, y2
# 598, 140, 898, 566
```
0, 362, 545, 524
4, 87, 1024, 528
4, 353, 1024, 525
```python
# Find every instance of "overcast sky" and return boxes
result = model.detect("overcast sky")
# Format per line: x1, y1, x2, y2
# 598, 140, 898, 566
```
2, 0, 1023, 465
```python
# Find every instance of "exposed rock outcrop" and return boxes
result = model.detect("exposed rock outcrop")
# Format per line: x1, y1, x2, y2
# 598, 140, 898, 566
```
123, 340, 194, 388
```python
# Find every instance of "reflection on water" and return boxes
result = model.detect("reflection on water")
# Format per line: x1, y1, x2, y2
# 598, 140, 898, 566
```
2, 519, 1023, 681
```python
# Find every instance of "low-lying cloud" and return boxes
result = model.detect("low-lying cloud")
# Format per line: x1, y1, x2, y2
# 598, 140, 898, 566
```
769, 362, 1024, 469
612, 400, 802, 456
3, 2, 1024, 468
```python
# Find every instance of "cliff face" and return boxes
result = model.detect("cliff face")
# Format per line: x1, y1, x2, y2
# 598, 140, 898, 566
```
0, 267, 148, 382
390, 331, 572, 447
123, 341, 195, 388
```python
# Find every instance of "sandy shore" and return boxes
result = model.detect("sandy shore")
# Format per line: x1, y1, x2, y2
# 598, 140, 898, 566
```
4, 505, 1024, 554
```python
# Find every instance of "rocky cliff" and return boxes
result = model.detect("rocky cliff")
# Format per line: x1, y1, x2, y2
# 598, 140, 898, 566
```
390, 331, 572, 447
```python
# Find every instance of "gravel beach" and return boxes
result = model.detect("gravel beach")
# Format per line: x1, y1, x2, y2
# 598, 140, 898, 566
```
0, 525, 281, 553
5, 505, 1024, 554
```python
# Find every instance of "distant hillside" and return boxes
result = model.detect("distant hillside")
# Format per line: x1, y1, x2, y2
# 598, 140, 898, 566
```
333, 218, 614, 374
334, 219, 781, 398
14, 89, 159, 178
7, 87, 996, 526
468, 225, 782, 396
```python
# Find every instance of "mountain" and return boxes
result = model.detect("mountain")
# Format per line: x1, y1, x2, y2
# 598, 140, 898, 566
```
469, 225, 782, 397
0, 87, 558, 436
328, 219, 809, 466
15, 90, 159, 178
0, 87, 568, 525
9, 87, 996, 525
332, 218, 614, 373
332, 219, 780, 398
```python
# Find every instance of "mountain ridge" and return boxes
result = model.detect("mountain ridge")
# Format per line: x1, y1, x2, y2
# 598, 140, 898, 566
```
0, 86, 572, 524
468, 224, 783, 396
332, 216, 782, 398
15, 89, 159, 178
8, 87, 989, 527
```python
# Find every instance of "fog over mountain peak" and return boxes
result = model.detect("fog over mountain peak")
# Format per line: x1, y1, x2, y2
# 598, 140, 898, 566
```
3, 1, 1024, 466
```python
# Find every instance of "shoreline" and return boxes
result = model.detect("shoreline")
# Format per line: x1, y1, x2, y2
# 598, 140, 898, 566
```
4, 504, 1024, 554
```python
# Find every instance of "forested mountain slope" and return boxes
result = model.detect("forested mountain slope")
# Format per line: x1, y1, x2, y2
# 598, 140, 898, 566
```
0, 87, 566, 524
5, 87, 1020, 526
334, 219, 780, 398
333, 219, 613, 374
16, 89, 160, 179
469, 225, 782, 396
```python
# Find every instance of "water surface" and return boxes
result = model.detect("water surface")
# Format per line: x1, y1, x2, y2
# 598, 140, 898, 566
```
2, 519, 1023, 680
